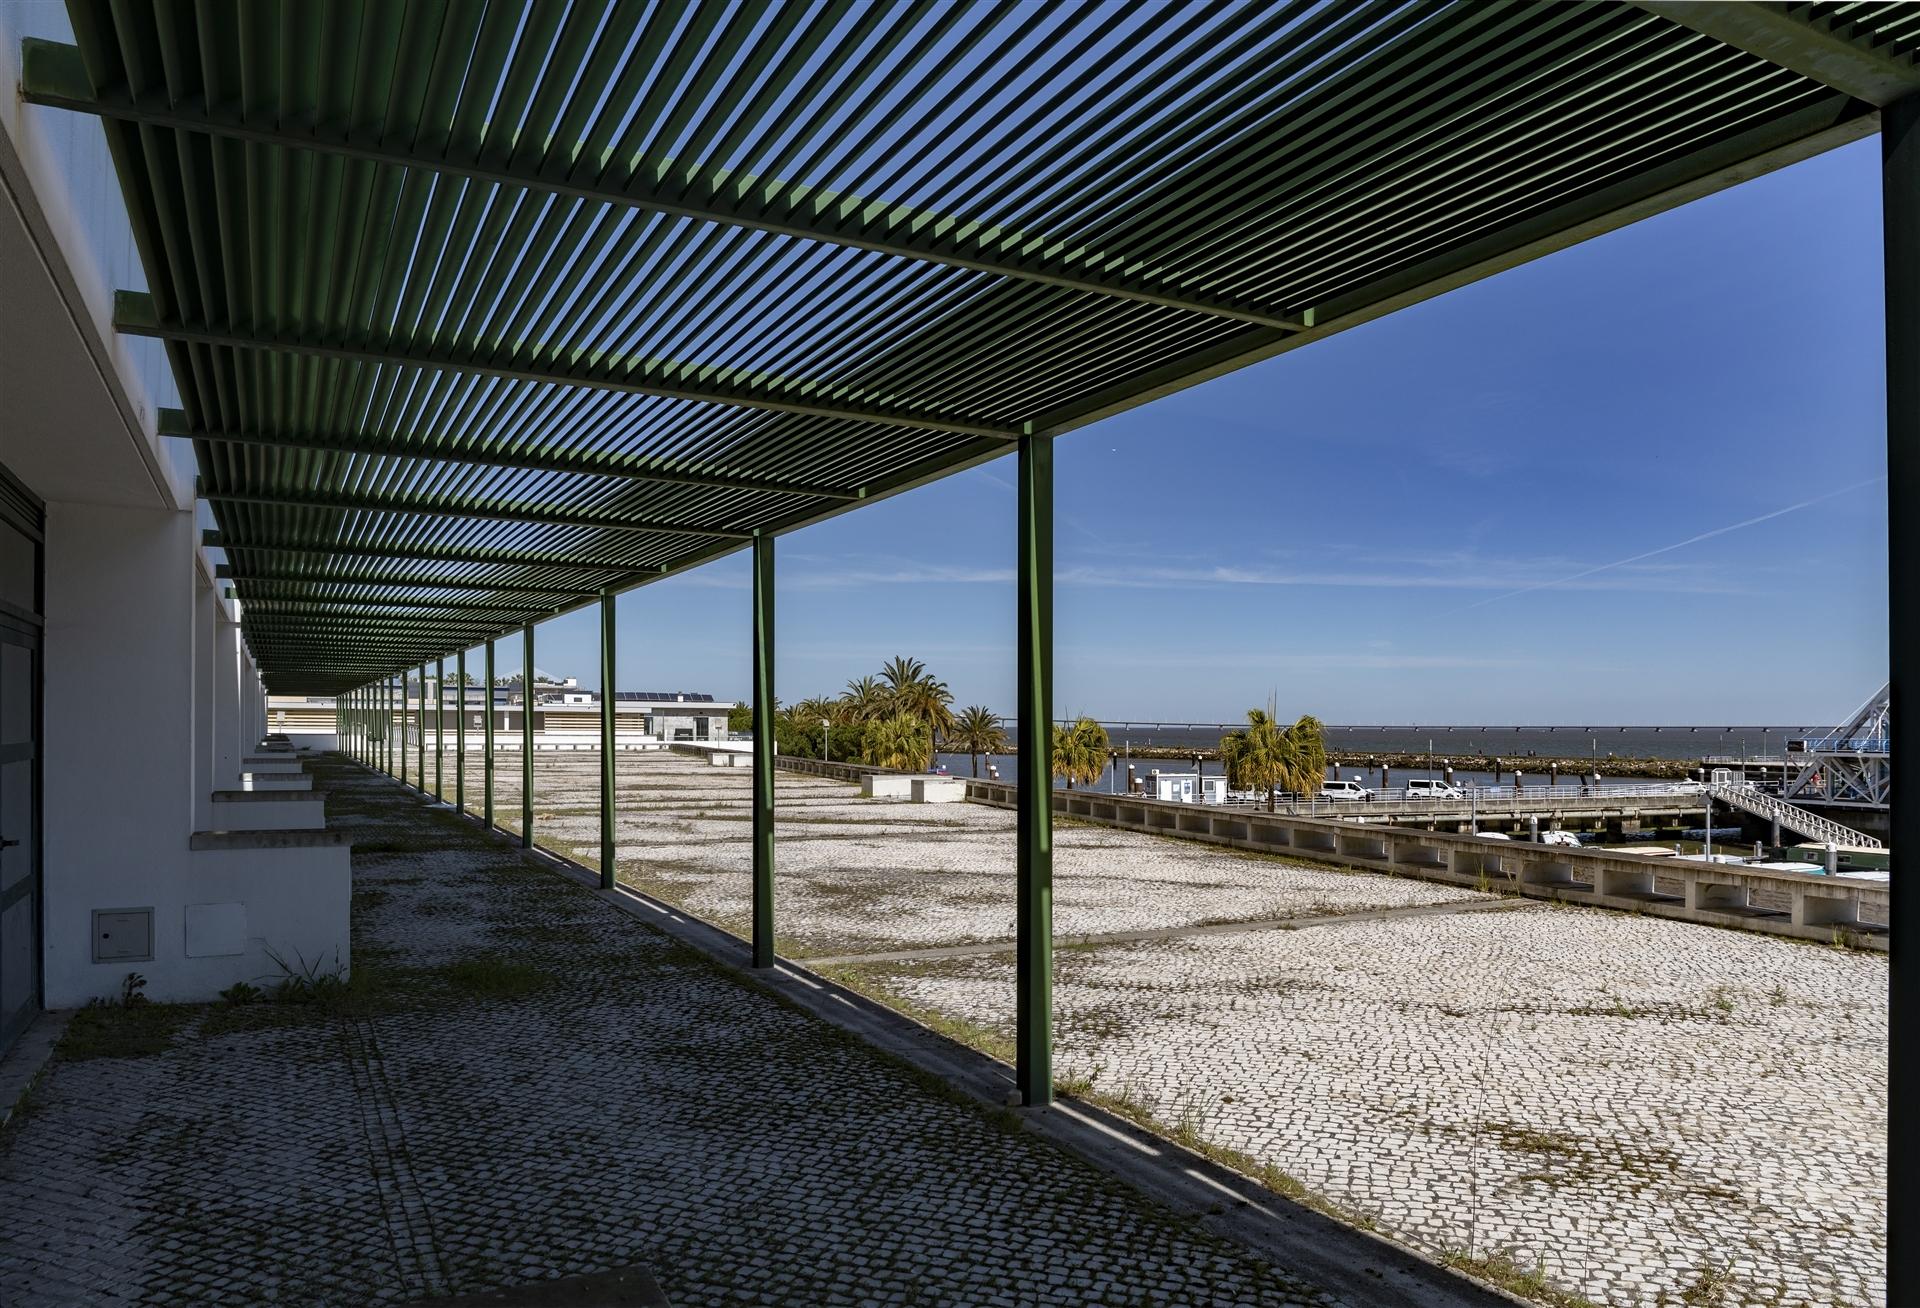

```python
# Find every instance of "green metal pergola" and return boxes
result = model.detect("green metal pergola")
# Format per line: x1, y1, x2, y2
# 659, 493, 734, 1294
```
20, 1, 1917, 1269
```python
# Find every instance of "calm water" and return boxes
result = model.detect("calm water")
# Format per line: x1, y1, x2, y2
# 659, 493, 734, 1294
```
934, 754, 1646, 791
948, 722, 1821, 788
995, 723, 1822, 761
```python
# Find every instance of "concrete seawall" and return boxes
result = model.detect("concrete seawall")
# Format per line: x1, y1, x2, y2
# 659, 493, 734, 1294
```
770, 755, 1888, 951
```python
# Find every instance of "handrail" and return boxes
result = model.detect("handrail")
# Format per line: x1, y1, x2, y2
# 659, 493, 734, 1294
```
1706, 781, 1882, 849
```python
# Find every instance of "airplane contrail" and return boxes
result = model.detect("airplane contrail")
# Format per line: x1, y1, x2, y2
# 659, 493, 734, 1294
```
1465, 475, 1887, 610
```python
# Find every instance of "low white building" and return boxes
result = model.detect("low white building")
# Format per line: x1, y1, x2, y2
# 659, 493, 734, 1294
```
0, 26, 351, 1048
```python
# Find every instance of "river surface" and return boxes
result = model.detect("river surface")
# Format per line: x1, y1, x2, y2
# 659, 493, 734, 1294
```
1027, 723, 1824, 761
933, 755, 1651, 791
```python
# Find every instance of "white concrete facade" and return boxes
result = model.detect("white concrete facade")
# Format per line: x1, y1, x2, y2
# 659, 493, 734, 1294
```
0, 4, 352, 1018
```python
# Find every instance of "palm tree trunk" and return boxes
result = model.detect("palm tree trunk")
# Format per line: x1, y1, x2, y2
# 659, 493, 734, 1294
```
971, 751, 980, 778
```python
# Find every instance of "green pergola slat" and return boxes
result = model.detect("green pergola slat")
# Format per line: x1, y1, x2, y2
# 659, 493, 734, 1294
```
162, 409, 858, 500
217, 564, 604, 596
203, 486, 753, 540
19, 37, 1306, 332
1631, 1, 1920, 106
203, 531, 650, 572
116, 291, 1015, 440
22, 1, 1890, 701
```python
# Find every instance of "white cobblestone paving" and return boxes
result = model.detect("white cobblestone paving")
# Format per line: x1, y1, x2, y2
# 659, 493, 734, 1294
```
514, 751, 1481, 957
855, 907, 1887, 1308
0, 756, 1338, 1308
496, 753, 1889, 1308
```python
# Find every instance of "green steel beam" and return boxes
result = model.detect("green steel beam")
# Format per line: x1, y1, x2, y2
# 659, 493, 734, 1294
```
1030, 94, 1878, 440
751, 534, 775, 969
435, 657, 445, 799
116, 292, 1015, 440
1632, 3, 1920, 107
457, 648, 468, 815
21, 40, 1301, 332
1885, 88, 1918, 1308
521, 625, 535, 850
204, 484, 750, 541
417, 663, 428, 792
484, 639, 497, 829
245, 595, 547, 617
219, 565, 603, 596
599, 592, 616, 890
1016, 431, 1053, 1108
205, 531, 651, 573
168, 411, 857, 501
399, 669, 410, 789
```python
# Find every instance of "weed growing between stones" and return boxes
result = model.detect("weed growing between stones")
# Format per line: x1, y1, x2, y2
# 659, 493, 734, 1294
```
1438, 1249, 1603, 1308
438, 956, 551, 999
57, 1002, 195, 1061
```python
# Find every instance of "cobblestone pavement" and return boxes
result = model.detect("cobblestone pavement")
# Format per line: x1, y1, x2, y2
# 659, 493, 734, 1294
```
0, 756, 1339, 1308
852, 907, 1886, 1308
277, 749, 1886, 1308
511, 751, 1483, 957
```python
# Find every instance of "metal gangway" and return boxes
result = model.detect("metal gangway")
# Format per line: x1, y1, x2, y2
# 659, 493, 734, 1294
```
1707, 780, 1882, 849
1781, 684, 1890, 810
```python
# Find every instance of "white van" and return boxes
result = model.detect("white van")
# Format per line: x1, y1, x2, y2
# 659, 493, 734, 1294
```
1405, 778, 1463, 799
1321, 778, 1374, 801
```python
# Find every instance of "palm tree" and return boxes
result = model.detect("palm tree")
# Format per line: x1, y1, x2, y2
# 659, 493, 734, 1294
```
1051, 716, 1109, 790
1221, 706, 1327, 809
840, 675, 890, 723
879, 655, 928, 693
948, 706, 1008, 777
892, 675, 955, 740
862, 710, 933, 772
1287, 714, 1327, 796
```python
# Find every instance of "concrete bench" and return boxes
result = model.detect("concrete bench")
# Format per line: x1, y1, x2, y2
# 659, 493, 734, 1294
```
211, 789, 325, 831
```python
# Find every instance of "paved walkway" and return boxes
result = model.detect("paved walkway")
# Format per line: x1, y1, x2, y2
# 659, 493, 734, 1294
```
0, 757, 1341, 1307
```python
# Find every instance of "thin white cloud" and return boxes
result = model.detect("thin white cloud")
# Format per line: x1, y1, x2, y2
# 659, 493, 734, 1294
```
1056, 562, 1736, 595
1063, 648, 1540, 671
1463, 476, 1887, 610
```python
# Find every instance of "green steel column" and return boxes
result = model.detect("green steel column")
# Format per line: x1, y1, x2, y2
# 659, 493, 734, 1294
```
457, 649, 468, 815
436, 656, 446, 799
1886, 89, 1917, 1308
599, 591, 617, 890
399, 674, 410, 787
521, 624, 535, 848
417, 664, 427, 788
484, 639, 496, 827
751, 535, 775, 967
1016, 430, 1054, 1107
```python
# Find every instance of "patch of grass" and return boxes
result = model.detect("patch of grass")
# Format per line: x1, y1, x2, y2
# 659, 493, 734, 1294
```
812, 963, 1017, 1064
201, 1003, 328, 1039
58, 1003, 196, 1061
439, 956, 551, 999
1439, 1250, 1602, 1308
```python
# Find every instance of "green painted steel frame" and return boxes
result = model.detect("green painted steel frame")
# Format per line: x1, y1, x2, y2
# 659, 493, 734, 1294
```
416, 664, 427, 790
1884, 88, 1917, 1308
599, 593, 616, 890
1016, 432, 1053, 1108
521, 625, 535, 850
484, 639, 496, 828
457, 649, 468, 815
751, 535, 775, 969
17, 7, 1894, 695
435, 657, 446, 800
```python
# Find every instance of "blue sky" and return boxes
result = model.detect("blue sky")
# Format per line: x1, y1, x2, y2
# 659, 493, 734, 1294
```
511, 139, 1888, 726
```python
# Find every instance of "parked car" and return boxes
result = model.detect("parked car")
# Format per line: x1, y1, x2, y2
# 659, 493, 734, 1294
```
1536, 828, 1582, 848
1405, 778, 1463, 799
1321, 778, 1374, 801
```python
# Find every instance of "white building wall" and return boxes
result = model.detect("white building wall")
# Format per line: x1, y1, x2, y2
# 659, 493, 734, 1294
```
42, 502, 198, 1004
